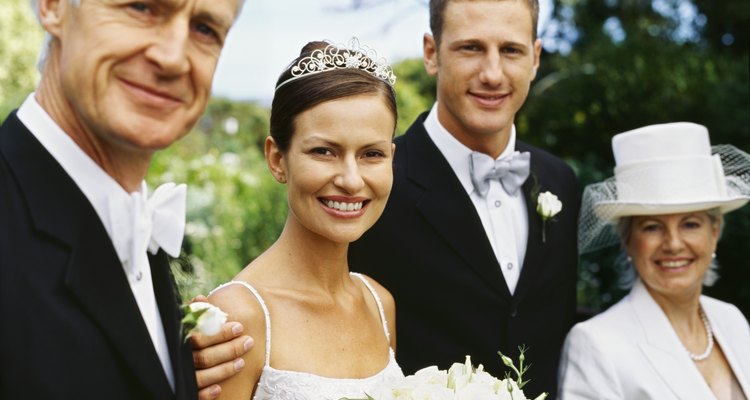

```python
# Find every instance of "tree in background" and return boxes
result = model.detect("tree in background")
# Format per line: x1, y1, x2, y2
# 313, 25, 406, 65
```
392, 58, 435, 134
0, 0, 43, 120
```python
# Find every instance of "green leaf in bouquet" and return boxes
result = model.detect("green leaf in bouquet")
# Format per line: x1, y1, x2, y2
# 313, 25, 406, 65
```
498, 345, 532, 389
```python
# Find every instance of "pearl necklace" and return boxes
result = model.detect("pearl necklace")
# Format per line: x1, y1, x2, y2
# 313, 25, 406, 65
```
684, 307, 713, 362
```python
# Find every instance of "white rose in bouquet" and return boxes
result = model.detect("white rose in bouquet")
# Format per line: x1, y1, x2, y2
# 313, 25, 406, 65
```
410, 385, 455, 400
345, 348, 547, 400
456, 384, 494, 399
411, 366, 449, 386
447, 358, 473, 390
384, 366, 454, 400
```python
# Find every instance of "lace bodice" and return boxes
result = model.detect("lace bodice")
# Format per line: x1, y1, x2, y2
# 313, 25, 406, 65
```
215, 273, 404, 400
252, 351, 403, 400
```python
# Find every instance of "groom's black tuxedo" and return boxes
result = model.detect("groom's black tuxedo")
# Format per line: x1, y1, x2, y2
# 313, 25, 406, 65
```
350, 113, 580, 399
0, 112, 197, 399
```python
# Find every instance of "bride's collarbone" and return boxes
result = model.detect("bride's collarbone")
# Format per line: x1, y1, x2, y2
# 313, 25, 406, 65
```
264, 293, 391, 377
268, 331, 391, 379
269, 292, 386, 339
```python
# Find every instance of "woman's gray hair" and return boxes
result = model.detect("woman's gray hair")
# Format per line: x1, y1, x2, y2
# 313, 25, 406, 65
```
614, 208, 723, 289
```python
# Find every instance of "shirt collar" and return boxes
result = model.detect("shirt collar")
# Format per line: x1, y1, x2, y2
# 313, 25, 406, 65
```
423, 102, 518, 196
17, 93, 142, 255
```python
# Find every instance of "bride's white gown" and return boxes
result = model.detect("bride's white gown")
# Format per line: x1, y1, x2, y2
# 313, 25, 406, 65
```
218, 273, 404, 400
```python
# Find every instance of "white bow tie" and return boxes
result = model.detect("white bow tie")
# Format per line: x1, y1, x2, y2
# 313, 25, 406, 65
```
109, 182, 186, 274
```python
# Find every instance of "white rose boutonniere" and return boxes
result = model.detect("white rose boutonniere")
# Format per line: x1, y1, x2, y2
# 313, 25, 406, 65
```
536, 191, 562, 243
181, 302, 227, 341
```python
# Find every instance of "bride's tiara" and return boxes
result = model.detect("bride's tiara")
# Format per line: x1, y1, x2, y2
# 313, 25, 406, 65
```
275, 37, 397, 91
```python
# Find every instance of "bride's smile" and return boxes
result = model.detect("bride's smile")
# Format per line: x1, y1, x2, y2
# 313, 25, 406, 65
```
269, 93, 396, 245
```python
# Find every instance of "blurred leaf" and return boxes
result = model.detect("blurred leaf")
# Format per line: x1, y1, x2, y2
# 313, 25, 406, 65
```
0, 0, 43, 119
150, 98, 286, 299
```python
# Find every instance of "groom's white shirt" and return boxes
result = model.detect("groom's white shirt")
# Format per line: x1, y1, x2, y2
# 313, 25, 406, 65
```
424, 103, 528, 294
558, 279, 750, 399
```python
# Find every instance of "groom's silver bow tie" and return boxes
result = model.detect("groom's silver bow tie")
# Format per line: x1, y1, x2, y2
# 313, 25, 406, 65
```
469, 151, 531, 197
110, 182, 187, 274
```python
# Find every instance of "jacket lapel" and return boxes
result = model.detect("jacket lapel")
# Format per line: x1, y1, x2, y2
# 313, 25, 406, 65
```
703, 299, 750, 398
511, 143, 547, 303
150, 250, 197, 396
403, 117, 510, 298
3, 114, 175, 398
629, 280, 716, 399
64, 240, 175, 398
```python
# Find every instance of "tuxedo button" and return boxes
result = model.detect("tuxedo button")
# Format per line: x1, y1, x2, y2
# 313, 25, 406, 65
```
507, 262, 513, 270
510, 308, 518, 318
135, 270, 143, 281
494, 200, 502, 208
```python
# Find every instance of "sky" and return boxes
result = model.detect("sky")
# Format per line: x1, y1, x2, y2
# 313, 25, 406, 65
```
211, 0, 552, 103
212, 0, 431, 103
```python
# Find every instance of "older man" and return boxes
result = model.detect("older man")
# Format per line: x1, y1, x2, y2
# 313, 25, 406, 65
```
0, 0, 246, 398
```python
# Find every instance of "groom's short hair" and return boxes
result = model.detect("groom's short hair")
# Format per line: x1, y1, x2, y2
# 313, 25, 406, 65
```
428, 0, 540, 46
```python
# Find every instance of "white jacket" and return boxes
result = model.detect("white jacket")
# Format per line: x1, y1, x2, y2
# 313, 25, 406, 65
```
559, 279, 750, 399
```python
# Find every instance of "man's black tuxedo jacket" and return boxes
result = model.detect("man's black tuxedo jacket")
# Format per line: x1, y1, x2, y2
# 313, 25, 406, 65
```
350, 113, 580, 399
0, 112, 197, 399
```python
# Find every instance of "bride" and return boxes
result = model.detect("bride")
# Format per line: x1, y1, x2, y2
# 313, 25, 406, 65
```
207, 38, 404, 399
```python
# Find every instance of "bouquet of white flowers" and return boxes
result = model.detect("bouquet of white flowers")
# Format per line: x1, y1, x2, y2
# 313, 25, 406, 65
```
346, 347, 547, 400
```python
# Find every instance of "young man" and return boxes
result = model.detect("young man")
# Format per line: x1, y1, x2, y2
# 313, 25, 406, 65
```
0, 0, 246, 398
194, 0, 579, 398
349, 1, 580, 397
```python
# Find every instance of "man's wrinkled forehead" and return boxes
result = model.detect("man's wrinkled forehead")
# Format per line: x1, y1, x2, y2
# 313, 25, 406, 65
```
32, 0, 243, 16
167, 0, 244, 26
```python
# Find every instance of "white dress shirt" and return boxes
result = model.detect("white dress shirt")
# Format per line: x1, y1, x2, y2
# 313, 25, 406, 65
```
424, 103, 528, 294
17, 94, 176, 390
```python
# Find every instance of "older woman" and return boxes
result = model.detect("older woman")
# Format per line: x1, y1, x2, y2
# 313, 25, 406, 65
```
559, 122, 750, 400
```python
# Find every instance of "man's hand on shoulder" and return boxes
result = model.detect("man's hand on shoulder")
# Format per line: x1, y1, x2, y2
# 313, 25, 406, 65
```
190, 295, 253, 400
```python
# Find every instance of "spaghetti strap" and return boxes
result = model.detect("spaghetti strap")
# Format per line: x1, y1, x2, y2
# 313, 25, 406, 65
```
211, 281, 272, 367
350, 272, 391, 343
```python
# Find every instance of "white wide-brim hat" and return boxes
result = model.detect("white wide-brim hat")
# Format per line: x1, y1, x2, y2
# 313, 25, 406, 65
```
579, 122, 750, 253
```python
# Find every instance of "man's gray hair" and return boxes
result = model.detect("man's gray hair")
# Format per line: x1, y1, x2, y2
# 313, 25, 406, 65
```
31, 0, 245, 71
32, 0, 81, 72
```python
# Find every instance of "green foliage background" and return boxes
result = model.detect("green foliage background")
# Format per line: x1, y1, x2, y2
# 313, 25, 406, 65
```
149, 99, 287, 299
2, 0, 748, 316
0, 0, 43, 118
